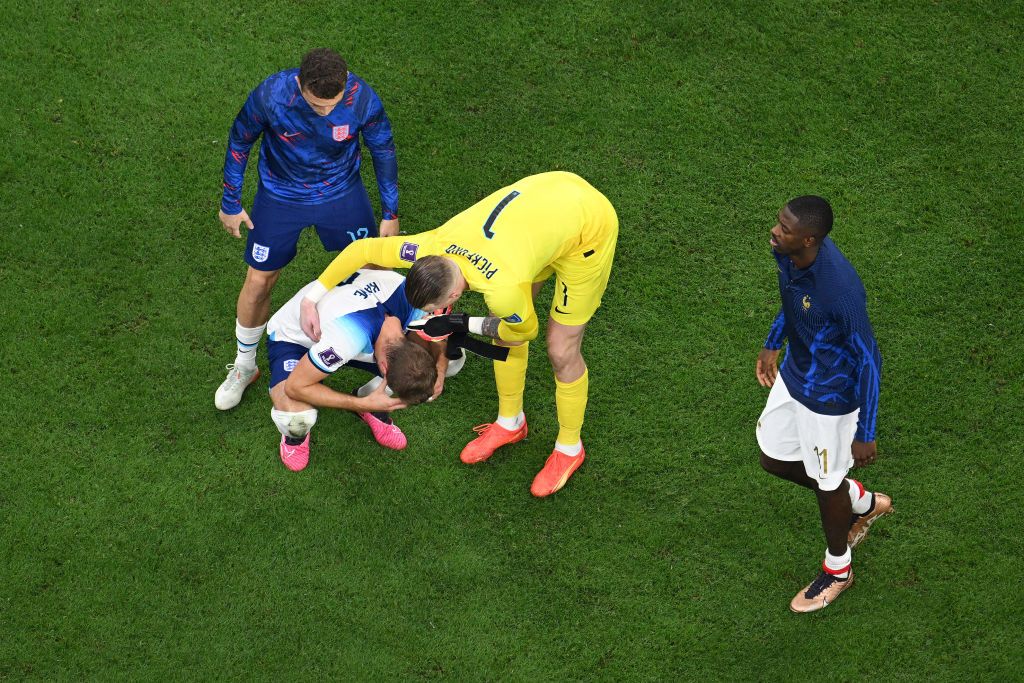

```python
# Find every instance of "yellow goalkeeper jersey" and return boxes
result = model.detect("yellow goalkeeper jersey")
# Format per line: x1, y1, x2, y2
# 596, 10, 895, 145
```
315, 171, 614, 341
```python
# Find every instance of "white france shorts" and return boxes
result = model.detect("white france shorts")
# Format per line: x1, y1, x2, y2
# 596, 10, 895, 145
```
756, 376, 859, 492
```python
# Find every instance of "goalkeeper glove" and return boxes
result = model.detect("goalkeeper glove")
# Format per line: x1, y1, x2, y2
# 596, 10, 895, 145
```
408, 313, 470, 342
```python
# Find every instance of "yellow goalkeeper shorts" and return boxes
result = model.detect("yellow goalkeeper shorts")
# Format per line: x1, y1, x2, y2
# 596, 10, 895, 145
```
544, 198, 618, 327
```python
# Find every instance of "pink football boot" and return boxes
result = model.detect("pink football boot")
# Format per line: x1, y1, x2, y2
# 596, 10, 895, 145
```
358, 412, 408, 450
279, 433, 311, 472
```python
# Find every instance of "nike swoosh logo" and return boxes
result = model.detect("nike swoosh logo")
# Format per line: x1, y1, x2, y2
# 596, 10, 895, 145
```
555, 306, 570, 315
282, 132, 302, 138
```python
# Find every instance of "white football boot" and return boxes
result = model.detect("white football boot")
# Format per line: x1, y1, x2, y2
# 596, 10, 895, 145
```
445, 348, 467, 378
214, 364, 260, 410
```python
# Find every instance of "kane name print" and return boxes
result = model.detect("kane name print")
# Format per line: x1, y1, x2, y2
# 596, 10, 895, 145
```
353, 281, 381, 300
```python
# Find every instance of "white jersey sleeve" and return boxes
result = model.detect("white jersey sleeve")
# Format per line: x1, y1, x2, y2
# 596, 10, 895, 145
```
267, 269, 415, 374
308, 320, 371, 373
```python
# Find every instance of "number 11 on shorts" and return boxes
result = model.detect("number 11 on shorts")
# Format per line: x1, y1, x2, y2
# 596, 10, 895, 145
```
814, 446, 829, 478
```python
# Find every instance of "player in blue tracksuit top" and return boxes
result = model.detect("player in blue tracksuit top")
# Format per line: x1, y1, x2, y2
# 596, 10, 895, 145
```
214, 48, 401, 413
754, 196, 892, 614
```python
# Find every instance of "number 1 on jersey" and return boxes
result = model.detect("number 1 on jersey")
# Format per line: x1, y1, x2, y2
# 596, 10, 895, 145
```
482, 190, 520, 239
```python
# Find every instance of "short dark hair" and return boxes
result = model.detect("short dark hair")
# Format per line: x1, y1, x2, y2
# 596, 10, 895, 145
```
384, 339, 437, 405
298, 48, 348, 98
786, 195, 834, 238
406, 256, 456, 310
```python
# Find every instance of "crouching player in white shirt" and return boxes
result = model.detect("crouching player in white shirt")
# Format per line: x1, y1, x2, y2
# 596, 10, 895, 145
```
267, 269, 456, 471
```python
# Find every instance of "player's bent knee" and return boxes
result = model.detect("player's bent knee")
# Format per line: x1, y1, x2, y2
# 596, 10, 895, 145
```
546, 338, 583, 373
244, 267, 281, 295
271, 408, 318, 439
546, 345, 572, 371
547, 321, 585, 352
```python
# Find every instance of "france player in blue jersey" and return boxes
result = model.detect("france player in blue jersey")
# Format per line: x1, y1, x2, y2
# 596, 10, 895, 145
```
215, 48, 401, 412
754, 196, 892, 613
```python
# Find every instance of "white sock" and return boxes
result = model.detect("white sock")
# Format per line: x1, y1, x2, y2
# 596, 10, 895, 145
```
824, 546, 852, 579
846, 478, 873, 515
356, 376, 393, 398
235, 319, 266, 369
554, 440, 583, 457
271, 408, 318, 439
357, 376, 385, 398
496, 412, 524, 430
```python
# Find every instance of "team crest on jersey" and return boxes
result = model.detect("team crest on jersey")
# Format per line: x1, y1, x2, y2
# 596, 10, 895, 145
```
332, 125, 349, 141
252, 243, 270, 263
400, 242, 419, 262
283, 359, 299, 372
318, 347, 342, 367
502, 314, 523, 324
802, 295, 812, 311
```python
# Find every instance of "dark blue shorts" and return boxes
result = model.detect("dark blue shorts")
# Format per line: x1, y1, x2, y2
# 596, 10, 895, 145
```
245, 182, 377, 271
267, 339, 382, 389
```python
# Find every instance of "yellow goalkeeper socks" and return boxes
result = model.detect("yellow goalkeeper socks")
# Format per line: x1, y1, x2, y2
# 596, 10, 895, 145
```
495, 342, 529, 418
555, 367, 589, 445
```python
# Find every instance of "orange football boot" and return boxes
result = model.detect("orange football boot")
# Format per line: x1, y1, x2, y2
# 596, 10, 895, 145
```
530, 445, 586, 497
459, 418, 528, 464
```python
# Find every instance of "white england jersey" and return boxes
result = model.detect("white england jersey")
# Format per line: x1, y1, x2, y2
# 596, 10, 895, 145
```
267, 270, 423, 374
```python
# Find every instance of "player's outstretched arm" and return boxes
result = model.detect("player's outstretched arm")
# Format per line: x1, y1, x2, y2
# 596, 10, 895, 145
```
475, 316, 525, 343
315, 236, 409, 291
299, 236, 414, 340
284, 356, 407, 412
408, 314, 526, 346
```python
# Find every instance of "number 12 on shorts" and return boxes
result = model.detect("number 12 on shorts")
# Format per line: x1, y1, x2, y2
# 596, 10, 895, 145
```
814, 446, 829, 477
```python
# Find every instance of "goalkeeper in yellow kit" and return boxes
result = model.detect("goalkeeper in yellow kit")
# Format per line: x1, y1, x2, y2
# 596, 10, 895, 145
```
299, 171, 618, 496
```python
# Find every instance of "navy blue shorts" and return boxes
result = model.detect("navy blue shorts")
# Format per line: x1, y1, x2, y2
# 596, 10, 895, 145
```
245, 182, 377, 271
267, 339, 382, 389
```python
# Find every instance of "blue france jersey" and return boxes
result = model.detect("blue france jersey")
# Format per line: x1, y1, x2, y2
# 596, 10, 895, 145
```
221, 68, 398, 219
764, 237, 882, 441
267, 270, 423, 374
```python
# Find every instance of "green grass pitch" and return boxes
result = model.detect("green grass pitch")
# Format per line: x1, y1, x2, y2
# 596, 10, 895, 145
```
2, 0, 1022, 679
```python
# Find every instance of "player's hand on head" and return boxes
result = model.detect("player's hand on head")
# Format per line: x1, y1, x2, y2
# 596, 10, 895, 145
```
430, 373, 445, 401
374, 316, 406, 373
218, 208, 254, 239
756, 348, 781, 387
362, 381, 407, 412
852, 440, 877, 467
379, 217, 400, 238
300, 297, 322, 342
